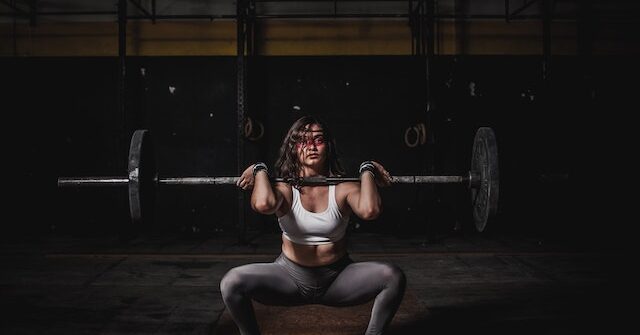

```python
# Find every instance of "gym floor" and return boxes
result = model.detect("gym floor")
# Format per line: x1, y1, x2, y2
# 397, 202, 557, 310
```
0, 230, 625, 335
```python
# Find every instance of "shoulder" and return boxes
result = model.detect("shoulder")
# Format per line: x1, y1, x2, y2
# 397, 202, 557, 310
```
274, 182, 293, 196
336, 181, 360, 198
274, 182, 293, 217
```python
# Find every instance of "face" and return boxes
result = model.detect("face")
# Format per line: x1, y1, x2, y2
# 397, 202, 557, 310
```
295, 123, 327, 170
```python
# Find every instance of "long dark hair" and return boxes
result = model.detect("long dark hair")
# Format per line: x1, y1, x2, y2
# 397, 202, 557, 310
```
274, 115, 346, 179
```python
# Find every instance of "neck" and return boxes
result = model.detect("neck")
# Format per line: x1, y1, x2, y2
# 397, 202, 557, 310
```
299, 166, 327, 178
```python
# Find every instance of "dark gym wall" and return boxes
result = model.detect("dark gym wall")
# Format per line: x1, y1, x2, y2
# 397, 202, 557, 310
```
6, 53, 623, 241
2, 15, 636, 247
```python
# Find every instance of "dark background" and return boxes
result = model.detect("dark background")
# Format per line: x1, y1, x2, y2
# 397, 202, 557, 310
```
4, 55, 627, 249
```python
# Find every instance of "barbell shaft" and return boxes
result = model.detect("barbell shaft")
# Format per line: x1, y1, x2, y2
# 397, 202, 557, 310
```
159, 176, 472, 185
58, 175, 473, 187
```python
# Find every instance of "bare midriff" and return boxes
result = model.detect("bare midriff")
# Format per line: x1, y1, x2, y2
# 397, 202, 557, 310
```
281, 235, 347, 267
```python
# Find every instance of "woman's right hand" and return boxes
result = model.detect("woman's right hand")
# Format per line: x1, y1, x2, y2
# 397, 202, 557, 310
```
236, 164, 256, 190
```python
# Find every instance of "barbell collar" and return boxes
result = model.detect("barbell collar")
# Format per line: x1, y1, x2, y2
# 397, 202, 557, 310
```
468, 171, 481, 189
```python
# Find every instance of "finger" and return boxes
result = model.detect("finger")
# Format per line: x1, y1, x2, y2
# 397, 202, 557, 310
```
383, 174, 392, 186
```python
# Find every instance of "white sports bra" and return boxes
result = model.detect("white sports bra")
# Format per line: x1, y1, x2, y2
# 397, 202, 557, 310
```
277, 185, 349, 245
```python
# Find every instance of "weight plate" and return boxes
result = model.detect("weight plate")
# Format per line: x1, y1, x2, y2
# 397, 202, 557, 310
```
128, 129, 157, 225
470, 127, 499, 232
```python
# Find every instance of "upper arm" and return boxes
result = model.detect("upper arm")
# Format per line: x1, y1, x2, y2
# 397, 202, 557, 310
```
344, 181, 382, 220
344, 182, 366, 218
273, 182, 292, 216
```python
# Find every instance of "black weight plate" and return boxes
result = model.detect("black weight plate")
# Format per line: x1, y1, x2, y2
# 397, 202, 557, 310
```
470, 127, 499, 232
128, 129, 157, 225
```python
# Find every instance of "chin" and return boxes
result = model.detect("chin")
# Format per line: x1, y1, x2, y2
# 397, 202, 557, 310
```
305, 160, 325, 167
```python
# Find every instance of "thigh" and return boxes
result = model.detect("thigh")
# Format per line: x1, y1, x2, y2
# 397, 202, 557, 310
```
224, 262, 307, 306
319, 261, 397, 307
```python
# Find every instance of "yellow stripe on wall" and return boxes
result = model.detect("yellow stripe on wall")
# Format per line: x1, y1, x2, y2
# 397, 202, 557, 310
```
1, 19, 636, 56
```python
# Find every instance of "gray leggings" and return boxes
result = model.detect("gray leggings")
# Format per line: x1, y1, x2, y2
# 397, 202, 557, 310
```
220, 253, 406, 335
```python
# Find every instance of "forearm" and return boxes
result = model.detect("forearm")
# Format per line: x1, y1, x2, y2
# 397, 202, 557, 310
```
357, 172, 382, 217
250, 170, 279, 213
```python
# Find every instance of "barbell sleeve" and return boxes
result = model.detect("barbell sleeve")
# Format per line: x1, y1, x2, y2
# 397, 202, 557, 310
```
57, 177, 129, 187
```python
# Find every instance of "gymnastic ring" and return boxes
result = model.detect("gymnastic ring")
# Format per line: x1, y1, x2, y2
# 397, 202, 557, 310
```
248, 119, 264, 141
417, 123, 427, 145
244, 117, 253, 138
404, 126, 420, 148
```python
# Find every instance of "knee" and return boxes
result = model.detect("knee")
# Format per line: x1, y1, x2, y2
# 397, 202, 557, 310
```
220, 268, 246, 299
380, 263, 406, 289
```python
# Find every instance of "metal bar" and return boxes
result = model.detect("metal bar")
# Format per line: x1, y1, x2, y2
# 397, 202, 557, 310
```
27, 11, 118, 15
128, 0, 152, 20
542, 0, 552, 81
409, 0, 414, 54
455, 0, 469, 54
0, 11, 581, 21
395, 176, 467, 183
248, 0, 256, 55
577, 0, 593, 60
118, 0, 127, 174
0, 0, 27, 15
128, 14, 234, 20
419, 0, 425, 55
425, 0, 434, 108
236, 0, 248, 245
255, 13, 410, 18
507, 0, 540, 20
244, 13, 581, 20
11, 4, 16, 55
28, 0, 36, 26
505, 0, 509, 23
160, 177, 240, 185
58, 174, 471, 188
159, 175, 468, 185
1, 11, 223, 18
130, 13, 628, 22
58, 177, 129, 187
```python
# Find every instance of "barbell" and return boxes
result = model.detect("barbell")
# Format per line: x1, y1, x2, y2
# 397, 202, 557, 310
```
58, 127, 499, 232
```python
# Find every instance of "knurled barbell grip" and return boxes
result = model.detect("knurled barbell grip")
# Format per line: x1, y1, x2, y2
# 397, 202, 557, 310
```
392, 176, 468, 184
158, 175, 470, 185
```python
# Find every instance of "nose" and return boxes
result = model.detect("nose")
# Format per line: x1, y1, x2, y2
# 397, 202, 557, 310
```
306, 141, 318, 150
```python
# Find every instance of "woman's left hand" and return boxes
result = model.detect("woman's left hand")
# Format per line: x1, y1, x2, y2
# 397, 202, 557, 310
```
370, 161, 392, 188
